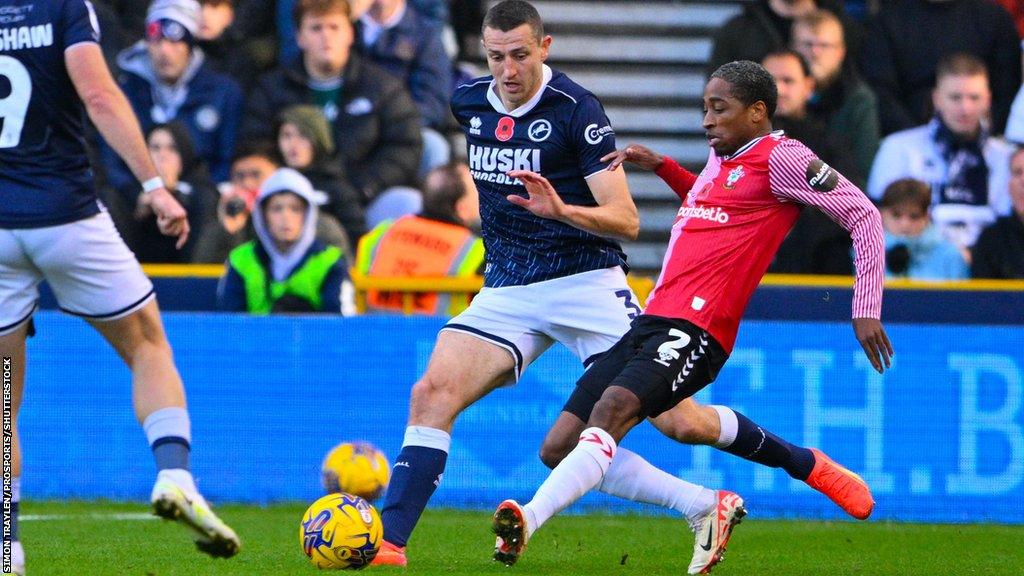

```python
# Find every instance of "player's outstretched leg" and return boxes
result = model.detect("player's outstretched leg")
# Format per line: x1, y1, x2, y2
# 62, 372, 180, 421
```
2, 320, 30, 575
375, 332, 515, 566
90, 301, 240, 557
687, 490, 747, 575
492, 500, 530, 566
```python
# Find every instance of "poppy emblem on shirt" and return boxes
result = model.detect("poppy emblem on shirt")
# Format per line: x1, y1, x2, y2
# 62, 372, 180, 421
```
495, 116, 515, 142
724, 165, 744, 189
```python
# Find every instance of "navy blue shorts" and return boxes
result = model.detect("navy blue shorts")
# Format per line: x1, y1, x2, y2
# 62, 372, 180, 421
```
563, 315, 728, 420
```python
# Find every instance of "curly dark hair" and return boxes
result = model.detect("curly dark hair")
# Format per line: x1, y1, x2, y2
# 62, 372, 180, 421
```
710, 60, 778, 120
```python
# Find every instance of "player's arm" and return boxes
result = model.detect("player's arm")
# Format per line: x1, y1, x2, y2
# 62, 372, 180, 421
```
601, 144, 698, 201
768, 140, 894, 373
65, 43, 189, 247
506, 168, 639, 241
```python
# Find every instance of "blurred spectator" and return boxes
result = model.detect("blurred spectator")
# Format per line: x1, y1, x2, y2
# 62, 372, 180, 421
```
995, 0, 1024, 38
244, 0, 424, 226
859, 0, 1020, 136
762, 49, 855, 275
1003, 78, 1024, 145
217, 168, 356, 314
356, 0, 453, 174
972, 148, 1024, 278
195, 0, 270, 90
355, 162, 484, 316
868, 54, 1015, 251
792, 10, 880, 180
132, 122, 217, 262
879, 179, 969, 280
101, 0, 243, 197
191, 140, 351, 263
277, 105, 369, 244
707, 0, 852, 75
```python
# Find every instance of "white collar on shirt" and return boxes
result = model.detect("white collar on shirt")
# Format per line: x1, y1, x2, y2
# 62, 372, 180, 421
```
360, 1, 407, 46
487, 64, 553, 118
724, 130, 785, 160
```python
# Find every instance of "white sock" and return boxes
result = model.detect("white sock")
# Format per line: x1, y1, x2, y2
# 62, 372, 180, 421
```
523, 427, 616, 537
599, 447, 716, 528
710, 405, 738, 448
402, 425, 451, 452
12, 476, 20, 503
11, 540, 23, 567
142, 407, 192, 445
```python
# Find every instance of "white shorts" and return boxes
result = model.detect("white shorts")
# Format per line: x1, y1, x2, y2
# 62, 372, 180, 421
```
0, 211, 155, 335
442, 266, 641, 382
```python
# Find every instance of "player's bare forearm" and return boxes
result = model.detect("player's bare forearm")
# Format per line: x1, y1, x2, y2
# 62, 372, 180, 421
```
65, 43, 159, 186
561, 202, 639, 241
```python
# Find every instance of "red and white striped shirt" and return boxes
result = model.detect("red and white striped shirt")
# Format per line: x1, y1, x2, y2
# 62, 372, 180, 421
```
644, 131, 884, 352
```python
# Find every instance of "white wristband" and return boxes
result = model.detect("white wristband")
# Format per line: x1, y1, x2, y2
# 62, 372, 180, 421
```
141, 176, 165, 193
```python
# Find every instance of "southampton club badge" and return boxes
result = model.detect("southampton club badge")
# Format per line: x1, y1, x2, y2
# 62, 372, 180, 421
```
724, 165, 745, 189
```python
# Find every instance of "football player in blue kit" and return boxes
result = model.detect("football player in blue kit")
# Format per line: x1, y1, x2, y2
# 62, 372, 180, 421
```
0, 1, 239, 571
374, 1, 869, 568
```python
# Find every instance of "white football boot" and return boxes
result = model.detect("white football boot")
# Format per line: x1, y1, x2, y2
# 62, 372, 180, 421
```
687, 490, 746, 574
150, 470, 240, 558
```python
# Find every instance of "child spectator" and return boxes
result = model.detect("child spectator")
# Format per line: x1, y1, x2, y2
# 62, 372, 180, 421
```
217, 168, 356, 313
880, 178, 969, 280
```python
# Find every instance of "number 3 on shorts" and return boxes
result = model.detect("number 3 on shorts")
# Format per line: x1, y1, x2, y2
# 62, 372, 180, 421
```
615, 289, 642, 319
0, 55, 32, 149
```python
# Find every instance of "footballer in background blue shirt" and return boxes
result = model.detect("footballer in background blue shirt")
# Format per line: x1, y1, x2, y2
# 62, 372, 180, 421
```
0, 1, 239, 571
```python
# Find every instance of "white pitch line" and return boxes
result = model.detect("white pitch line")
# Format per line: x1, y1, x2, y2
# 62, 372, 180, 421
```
21, 513, 158, 521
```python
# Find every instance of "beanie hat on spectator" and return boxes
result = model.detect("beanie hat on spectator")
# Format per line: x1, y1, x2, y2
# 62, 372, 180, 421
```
146, 0, 201, 42
279, 105, 337, 160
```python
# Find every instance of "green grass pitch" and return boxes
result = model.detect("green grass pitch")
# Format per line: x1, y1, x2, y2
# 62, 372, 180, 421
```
17, 500, 1024, 575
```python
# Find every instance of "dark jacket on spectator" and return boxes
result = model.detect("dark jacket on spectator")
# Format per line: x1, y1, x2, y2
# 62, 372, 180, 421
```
707, 0, 853, 75
971, 215, 1024, 279
808, 66, 880, 182
103, 44, 243, 190
356, 5, 452, 132
243, 54, 423, 205
302, 161, 368, 246
859, 0, 1021, 136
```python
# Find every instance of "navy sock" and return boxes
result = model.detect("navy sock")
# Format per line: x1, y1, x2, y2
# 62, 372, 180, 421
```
380, 445, 448, 547
152, 436, 191, 471
10, 501, 18, 541
723, 411, 815, 480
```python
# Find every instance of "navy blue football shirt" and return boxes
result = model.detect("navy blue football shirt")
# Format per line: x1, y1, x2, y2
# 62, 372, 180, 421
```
451, 65, 628, 288
0, 0, 102, 228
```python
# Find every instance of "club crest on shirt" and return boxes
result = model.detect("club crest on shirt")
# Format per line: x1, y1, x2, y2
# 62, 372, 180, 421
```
724, 165, 744, 189
805, 158, 839, 192
469, 116, 482, 135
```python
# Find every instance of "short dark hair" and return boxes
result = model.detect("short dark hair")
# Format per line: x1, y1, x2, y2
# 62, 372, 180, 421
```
483, 0, 544, 42
422, 163, 468, 219
936, 52, 988, 82
881, 178, 931, 213
763, 49, 813, 79
231, 139, 281, 167
710, 60, 778, 120
293, 0, 351, 29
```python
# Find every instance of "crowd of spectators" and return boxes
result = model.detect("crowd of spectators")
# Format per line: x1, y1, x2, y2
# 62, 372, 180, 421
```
89, 0, 1024, 317
713, 0, 1024, 280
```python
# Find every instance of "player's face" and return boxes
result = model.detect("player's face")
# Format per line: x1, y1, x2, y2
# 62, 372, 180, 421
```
147, 38, 191, 84
278, 123, 316, 169
199, 3, 235, 41
933, 73, 990, 138
482, 24, 551, 110
231, 155, 278, 194
297, 12, 353, 76
702, 77, 765, 156
882, 202, 929, 238
147, 129, 183, 188
763, 54, 814, 118
791, 21, 845, 82
264, 192, 308, 247
1010, 151, 1024, 218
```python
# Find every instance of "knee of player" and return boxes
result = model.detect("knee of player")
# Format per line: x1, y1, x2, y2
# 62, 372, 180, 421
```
589, 387, 641, 429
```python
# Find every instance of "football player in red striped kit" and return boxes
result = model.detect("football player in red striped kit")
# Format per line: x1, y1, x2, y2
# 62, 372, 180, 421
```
492, 60, 894, 574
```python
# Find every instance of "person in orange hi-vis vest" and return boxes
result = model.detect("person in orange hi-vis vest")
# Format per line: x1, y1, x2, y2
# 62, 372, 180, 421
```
356, 163, 484, 315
